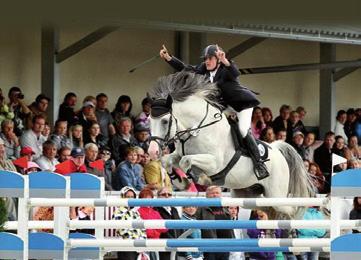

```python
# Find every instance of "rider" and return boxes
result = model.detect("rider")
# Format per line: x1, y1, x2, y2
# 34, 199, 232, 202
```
159, 44, 269, 180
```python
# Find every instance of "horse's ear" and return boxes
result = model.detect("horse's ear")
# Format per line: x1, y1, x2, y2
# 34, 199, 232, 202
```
166, 95, 173, 107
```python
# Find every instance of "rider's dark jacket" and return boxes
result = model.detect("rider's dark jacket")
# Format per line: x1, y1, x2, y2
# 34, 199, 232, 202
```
167, 56, 260, 111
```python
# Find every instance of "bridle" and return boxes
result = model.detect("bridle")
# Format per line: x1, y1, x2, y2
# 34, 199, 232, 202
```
150, 102, 223, 156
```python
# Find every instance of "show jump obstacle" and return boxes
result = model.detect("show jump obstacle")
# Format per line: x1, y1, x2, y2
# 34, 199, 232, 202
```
0, 169, 361, 259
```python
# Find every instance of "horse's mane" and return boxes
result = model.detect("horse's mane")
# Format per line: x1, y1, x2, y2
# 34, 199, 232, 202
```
149, 71, 222, 108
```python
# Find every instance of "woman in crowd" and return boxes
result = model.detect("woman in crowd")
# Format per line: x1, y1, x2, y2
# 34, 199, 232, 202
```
251, 106, 266, 139
84, 122, 107, 149
348, 135, 361, 159
112, 95, 134, 124
69, 124, 84, 148
332, 135, 352, 160
112, 186, 148, 260
0, 119, 20, 160
308, 162, 325, 194
262, 107, 273, 127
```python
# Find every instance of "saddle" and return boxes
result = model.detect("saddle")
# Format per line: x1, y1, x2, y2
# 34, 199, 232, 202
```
210, 118, 269, 186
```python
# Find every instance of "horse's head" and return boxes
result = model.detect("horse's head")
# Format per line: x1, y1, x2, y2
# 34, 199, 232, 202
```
148, 95, 176, 159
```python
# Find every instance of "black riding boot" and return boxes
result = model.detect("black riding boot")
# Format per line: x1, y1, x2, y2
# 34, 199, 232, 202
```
243, 131, 269, 180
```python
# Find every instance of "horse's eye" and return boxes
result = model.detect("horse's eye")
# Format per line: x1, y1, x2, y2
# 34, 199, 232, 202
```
161, 119, 168, 125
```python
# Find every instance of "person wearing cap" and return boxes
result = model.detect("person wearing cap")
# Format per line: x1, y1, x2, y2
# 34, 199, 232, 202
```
134, 122, 150, 152
24, 161, 41, 174
0, 119, 20, 160
20, 115, 47, 160
26, 93, 51, 129
20, 146, 35, 161
78, 101, 97, 139
291, 131, 306, 159
35, 140, 59, 172
160, 44, 268, 180
55, 147, 87, 175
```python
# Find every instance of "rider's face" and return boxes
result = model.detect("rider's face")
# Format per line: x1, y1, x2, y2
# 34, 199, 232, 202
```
205, 56, 218, 71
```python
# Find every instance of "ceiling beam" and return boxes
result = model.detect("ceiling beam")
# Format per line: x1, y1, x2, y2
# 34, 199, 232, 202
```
333, 66, 361, 82
56, 26, 119, 63
226, 37, 266, 59
238, 59, 361, 75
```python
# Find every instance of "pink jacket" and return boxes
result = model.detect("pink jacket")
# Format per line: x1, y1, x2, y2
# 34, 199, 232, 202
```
138, 207, 168, 238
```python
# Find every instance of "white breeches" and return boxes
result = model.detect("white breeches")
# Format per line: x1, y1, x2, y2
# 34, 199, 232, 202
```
237, 107, 253, 137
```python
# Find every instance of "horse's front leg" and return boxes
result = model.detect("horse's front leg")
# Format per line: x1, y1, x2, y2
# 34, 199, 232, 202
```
179, 154, 218, 175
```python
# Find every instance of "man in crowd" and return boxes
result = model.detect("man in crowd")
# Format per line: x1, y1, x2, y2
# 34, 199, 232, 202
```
95, 93, 115, 142
272, 104, 291, 134
50, 120, 72, 150
36, 140, 59, 171
78, 101, 97, 138
314, 131, 336, 193
111, 117, 137, 164
196, 185, 234, 260
58, 146, 71, 163
55, 147, 87, 174
20, 115, 47, 160
334, 109, 348, 144
27, 94, 51, 129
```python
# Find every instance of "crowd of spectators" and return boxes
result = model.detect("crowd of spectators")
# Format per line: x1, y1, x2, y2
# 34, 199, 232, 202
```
0, 84, 359, 260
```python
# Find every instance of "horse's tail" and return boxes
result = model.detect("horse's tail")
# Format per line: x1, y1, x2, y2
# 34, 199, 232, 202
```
272, 141, 316, 216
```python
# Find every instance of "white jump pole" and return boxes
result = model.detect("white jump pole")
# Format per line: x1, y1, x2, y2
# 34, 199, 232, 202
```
17, 175, 29, 260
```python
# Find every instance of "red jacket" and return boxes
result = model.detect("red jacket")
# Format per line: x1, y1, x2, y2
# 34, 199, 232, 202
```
138, 207, 168, 238
55, 160, 87, 175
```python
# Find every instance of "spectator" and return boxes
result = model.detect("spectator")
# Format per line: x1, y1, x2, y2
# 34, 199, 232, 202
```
23, 161, 41, 175
0, 119, 20, 160
95, 93, 115, 142
261, 107, 273, 127
20, 146, 35, 162
308, 162, 325, 194
228, 206, 249, 260
112, 95, 134, 124
58, 146, 71, 163
345, 108, 357, 138
27, 94, 51, 129
275, 128, 287, 141
8, 86, 31, 136
196, 186, 234, 260
314, 131, 335, 193
49, 120, 72, 150
98, 146, 115, 191
112, 186, 147, 260
36, 141, 59, 171
42, 122, 51, 140
297, 207, 326, 260
69, 124, 84, 148
291, 131, 306, 159
20, 115, 47, 160
0, 138, 17, 172
302, 132, 317, 162
84, 122, 107, 149
272, 104, 291, 134
111, 117, 137, 164
332, 136, 352, 161
348, 158, 360, 169
296, 106, 307, 122
55, 147, 87, 175
84, 143, 105, 178
58, 92, 78, 126
303, 159, 310, 172
251, 106, 266, 139
286, 110, 306, 143
155, 187, 181, 260
134, 123, 150, 152
143, 154, 172, 191
349, 197, 361, 233
78, 101, 97, 138
178, 205, 203, 260
72, 206, 95, 235
334, 110, 348, 144
260, 126, 275, 144
114, 147, 145, 191
247, 209, 281, 260
82, 95, 97, 107
135, 97, 152, 128
138, 188, 168, 239
348, 135, 361, 160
